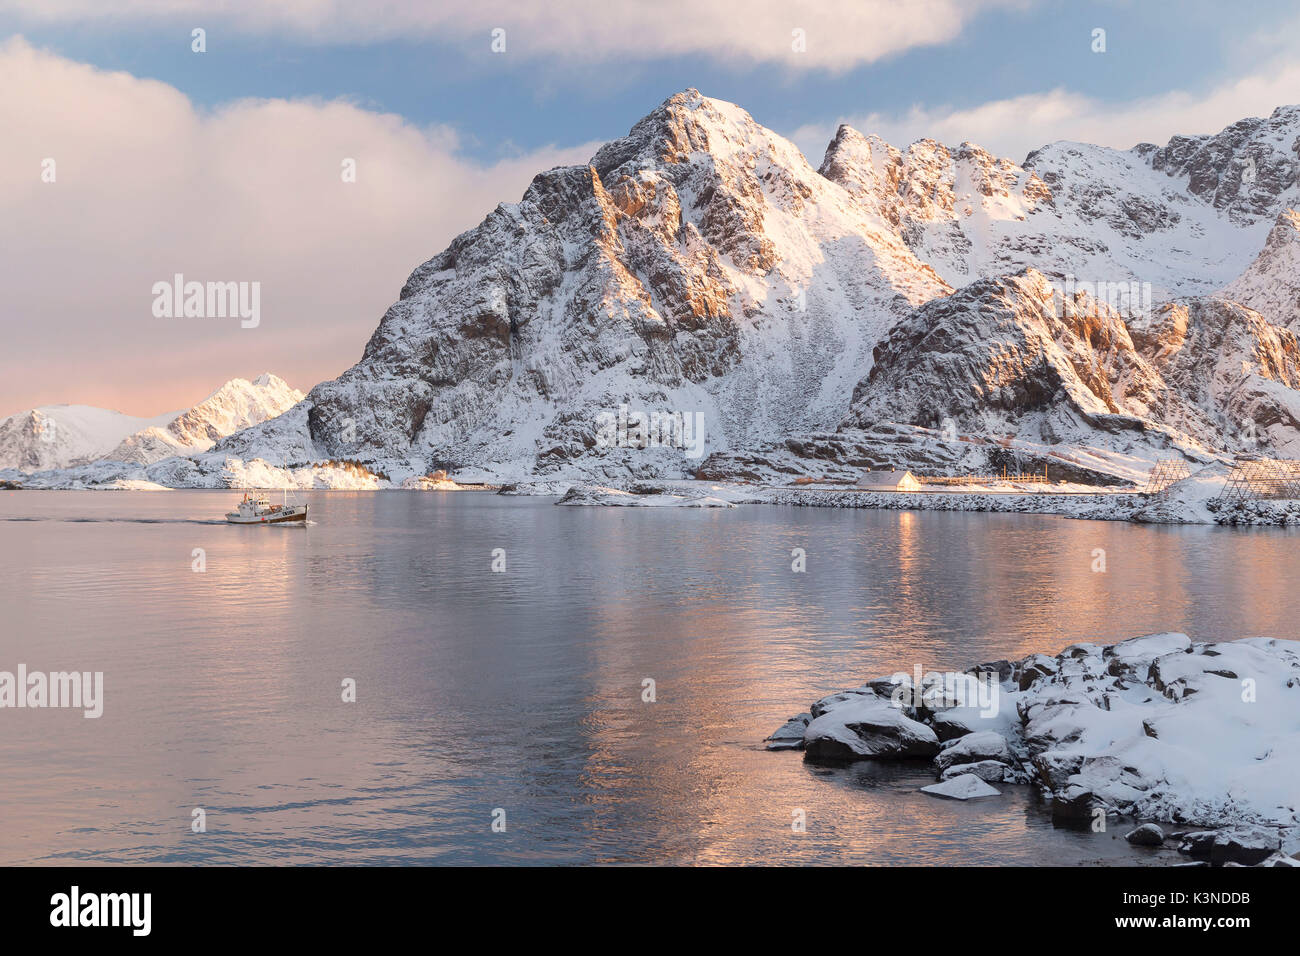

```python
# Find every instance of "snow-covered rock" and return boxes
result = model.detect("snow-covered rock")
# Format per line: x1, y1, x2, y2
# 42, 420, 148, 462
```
802, 695, 940, 760
1210, 826, 1283, 866
1125, 823, 1165, 846
921, 775, 1001, 800
937, 759, 1008, 783
774, 633, 1300, 843
764, 713, 812, 751
934, 730, 1013, 773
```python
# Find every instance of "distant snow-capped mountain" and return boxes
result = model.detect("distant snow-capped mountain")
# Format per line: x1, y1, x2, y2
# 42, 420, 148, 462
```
106, 373, 304, 464
0, 374, 303, 472
0, 405, 179, 473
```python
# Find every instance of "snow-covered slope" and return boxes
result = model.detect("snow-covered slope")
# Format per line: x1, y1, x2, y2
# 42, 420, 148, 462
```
1219, 209, 1300, 331
0, 374, 302, 472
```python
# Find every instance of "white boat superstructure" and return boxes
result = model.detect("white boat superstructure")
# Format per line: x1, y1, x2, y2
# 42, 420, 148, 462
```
225, 491, 308, 525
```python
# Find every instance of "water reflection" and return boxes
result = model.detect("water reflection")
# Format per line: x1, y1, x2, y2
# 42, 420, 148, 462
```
0, 490, 1293, 864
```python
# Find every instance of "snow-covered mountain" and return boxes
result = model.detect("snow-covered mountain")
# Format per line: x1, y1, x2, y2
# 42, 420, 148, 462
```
818, 106, 1300, 298
106, 374, 304, 465
205, 90, 1300, 485
216, 89, 950, 481
0, 405, 179, 473
14, 91, 1300, 488
0, 374, 302, 472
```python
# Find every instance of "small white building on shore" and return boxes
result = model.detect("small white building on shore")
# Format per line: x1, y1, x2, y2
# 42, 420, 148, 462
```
856, 469, 922, 492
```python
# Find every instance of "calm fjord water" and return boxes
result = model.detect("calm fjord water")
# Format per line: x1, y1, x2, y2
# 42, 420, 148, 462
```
1, 490, 1296, 865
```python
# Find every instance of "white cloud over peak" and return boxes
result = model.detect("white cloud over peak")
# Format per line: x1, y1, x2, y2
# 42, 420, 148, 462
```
790, 51, 1300, 163
0, 0, 1023, 71
0, 36, 597, 415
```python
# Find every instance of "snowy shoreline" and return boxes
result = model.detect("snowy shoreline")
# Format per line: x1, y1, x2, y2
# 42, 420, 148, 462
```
767, 633, 1300, 867
543, 479, 1300, 527
7, 472, 1300, 527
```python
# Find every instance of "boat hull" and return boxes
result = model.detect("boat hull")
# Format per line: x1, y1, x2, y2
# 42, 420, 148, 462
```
225, 506, 308, 525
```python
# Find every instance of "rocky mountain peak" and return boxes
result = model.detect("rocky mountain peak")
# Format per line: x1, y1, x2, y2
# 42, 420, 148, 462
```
106, 374, 304, 465
1147, 105, 1300, 222
818, 124, 902, 211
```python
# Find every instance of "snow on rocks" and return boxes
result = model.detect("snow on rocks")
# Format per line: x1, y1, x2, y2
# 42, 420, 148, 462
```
1209, 826, 1281, 866
938, 760, 1009, 783
770, 632, 1300, 857
764, 714, 811, 751
1125, 823, 1165, 846
555, 484, 736, 507
1104, 632, 1192, 681
921, 775, 1001, 800
802, 695, 940, 760
934, 731, 1013, 773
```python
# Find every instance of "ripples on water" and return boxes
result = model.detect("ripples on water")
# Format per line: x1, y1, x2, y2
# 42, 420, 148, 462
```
0, 490, 1294, 865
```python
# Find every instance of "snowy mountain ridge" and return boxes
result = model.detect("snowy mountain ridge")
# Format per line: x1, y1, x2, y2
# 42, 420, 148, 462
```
0, 373, 303, 472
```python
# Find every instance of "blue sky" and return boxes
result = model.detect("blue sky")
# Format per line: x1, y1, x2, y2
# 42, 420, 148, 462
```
3, 0, 1299, 415
6, 0, 1296, 162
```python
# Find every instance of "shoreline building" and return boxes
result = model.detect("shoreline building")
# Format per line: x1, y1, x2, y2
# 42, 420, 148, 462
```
856, 469, 922, 492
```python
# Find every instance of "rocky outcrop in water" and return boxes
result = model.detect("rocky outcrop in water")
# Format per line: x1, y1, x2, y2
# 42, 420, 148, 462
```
769, 633, 1300, 864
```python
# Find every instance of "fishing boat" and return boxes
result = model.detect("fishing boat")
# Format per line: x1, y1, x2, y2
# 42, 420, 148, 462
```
225, 491, 308, 525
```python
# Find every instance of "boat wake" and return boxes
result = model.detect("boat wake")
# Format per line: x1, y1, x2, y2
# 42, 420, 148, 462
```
1, 517, 227, 525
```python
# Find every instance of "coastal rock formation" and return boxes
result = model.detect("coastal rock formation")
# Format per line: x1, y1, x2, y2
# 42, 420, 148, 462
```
772, 633, 1300, 858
